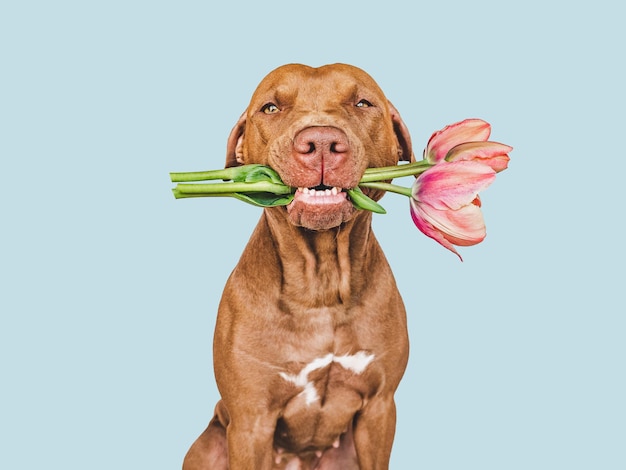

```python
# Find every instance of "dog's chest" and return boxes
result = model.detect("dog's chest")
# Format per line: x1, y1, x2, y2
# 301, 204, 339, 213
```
273, 350, 379, 450
279, 351, 375, 406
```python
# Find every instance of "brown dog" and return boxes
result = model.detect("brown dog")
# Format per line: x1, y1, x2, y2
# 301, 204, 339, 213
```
183, 63, 413, 469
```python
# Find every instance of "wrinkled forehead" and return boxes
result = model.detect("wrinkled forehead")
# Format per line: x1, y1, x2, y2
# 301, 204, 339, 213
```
248, 63, 387, 108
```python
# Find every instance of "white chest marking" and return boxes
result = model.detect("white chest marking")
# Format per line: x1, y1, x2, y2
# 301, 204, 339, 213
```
279, 351, 375, 405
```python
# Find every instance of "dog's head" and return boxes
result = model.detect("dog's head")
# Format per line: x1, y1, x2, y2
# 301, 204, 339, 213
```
226, 63, 413, 230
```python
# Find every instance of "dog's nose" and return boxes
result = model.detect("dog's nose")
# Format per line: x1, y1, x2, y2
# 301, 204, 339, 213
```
292, 127, 350, 174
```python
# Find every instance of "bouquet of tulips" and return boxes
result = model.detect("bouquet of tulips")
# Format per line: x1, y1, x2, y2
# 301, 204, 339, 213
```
171, 119, 512, 260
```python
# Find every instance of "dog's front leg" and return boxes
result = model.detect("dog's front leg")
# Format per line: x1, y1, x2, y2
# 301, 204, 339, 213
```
226, 413, 277, 469
353, 395, 397, 470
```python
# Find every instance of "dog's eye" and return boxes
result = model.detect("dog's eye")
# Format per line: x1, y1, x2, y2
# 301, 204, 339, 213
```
356, 99, 373, 108
261, 103, 280, 114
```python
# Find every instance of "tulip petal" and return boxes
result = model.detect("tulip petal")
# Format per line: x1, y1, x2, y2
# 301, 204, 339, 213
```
410, 198, 463, 260
425, 119, 491, 163
445, 141, 512, 172
412, 161, 496, 211
418, 201, 487, 247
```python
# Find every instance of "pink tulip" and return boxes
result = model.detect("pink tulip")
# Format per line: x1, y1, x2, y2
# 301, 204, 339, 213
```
446, 141, 512, 173
410, 161, 496, 260
425, 119, 512, 172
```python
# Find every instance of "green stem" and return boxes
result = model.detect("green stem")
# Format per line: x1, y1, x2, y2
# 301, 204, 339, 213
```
360, 160, 432, 182
174, 181, 293, 195
172, 190, 239, 199
359, 181, 413, 198
170, 167, 240, 182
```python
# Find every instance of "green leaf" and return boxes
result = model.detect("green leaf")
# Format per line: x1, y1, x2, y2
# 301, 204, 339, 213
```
233, 165, 284, 184
231, 192, 294, 207
346, 187, 387, 214
171, 189, 293, 207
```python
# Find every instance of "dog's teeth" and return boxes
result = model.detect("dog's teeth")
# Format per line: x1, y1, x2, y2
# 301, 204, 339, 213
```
299, 186, 344, 198
315, 450, 323, 458
332, 437, 340, 448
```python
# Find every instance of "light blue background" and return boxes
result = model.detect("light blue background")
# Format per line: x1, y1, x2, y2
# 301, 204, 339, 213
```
2, 1, 624, 469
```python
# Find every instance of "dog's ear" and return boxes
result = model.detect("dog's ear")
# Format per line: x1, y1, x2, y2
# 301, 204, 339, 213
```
225, 111, 247, 168
388, 101, 414, 163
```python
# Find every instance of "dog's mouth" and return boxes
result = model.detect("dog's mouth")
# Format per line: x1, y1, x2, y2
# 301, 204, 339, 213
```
286, 184, 356, 230
294, 185, 347, 204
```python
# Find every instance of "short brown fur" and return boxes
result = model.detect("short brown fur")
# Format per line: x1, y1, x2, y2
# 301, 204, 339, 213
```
183, 63, 413, 469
